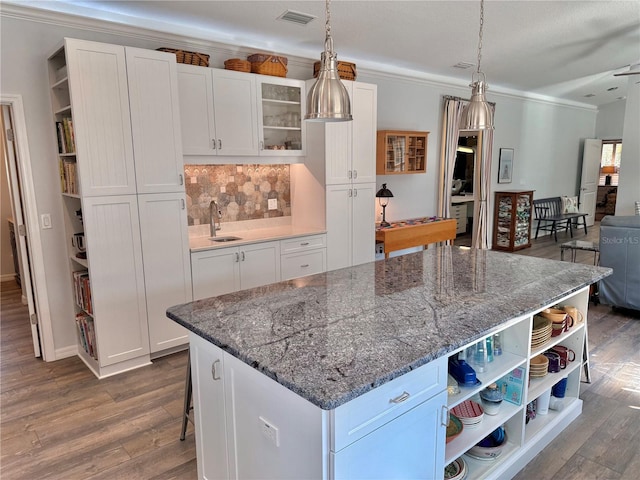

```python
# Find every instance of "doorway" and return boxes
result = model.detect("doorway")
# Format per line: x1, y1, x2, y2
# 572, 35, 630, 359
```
1, 95, 54, 360
451, 133, 479, 246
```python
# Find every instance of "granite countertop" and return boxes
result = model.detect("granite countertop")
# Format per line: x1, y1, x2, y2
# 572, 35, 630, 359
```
190, 224, 326, 252
167, 247, 610, 410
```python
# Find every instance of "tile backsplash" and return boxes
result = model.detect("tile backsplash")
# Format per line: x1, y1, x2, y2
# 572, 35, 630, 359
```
184, 164, 290, 226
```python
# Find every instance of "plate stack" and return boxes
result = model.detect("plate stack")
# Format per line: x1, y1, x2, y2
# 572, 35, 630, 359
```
529, 354, 549, 378
531, 315, 552, 349
452, 400, 484, 428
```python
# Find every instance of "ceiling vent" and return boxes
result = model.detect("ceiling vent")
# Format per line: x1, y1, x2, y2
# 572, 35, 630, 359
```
453, 62, 475, 70
278, 10, 316, 25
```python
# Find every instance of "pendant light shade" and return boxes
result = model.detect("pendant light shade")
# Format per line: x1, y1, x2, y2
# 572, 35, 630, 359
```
460, 0, 494, 130
305, 0, 352, 122
460, 78, 494, 130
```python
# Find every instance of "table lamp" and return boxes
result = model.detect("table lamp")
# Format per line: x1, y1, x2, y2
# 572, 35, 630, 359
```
376, 183, 394, 227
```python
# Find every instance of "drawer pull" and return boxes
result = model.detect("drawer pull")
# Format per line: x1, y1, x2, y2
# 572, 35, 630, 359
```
390, 391, 411, 404
300, 242, 310, 246
301, 264, 310, 268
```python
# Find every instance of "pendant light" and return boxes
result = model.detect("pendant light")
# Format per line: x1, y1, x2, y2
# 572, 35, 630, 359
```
305, 0, 352, 122
460, 0, 494, 130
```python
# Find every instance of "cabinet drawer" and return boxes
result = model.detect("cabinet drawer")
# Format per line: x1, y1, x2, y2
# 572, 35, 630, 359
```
450, 205, 466, 219
331, 356, 447, 452
281, 249, 326, 280
280, 234, 326, 254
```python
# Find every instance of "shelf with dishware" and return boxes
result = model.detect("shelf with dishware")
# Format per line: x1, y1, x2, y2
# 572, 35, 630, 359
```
443, 286, 590, 479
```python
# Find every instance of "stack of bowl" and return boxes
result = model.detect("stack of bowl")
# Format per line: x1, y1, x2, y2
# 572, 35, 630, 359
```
452, 400, 484, 428
479, 383, 504, 415
466, 427, 508, 461
444, 456, 467, 480
541, 308, 568, 337
530, 354, 549, 378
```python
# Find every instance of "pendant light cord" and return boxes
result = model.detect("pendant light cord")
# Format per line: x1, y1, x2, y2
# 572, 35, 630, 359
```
476, 0, 485, 81
324, 0, 334, 55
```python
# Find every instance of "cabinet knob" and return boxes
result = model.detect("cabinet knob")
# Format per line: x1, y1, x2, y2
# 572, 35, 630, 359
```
211, 359, 221, 381
389, 391, 410, 404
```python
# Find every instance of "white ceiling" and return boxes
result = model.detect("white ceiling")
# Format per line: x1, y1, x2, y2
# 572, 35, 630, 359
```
7, 0, 640, 107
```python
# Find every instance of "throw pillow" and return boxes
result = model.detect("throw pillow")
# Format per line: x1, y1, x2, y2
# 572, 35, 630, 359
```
562, 196, 579, 214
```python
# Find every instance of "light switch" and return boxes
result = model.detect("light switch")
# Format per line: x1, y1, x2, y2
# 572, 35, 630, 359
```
268, 198, 277, 210
41, 214, 52, 229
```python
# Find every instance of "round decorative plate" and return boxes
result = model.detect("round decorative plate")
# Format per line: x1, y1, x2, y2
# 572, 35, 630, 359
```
446, 414, 464, 443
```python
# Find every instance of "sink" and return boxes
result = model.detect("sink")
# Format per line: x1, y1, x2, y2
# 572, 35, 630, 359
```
210, 236, 242, 243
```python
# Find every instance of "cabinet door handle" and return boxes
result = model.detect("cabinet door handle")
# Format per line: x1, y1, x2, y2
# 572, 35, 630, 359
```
218, 139, 222, 150
235, 252, 239, 262
441, 405, 450, 427
353, 188, 358, 197
241, 251, 245, 261
211, 359, 221, 381
301, 264, 310, 268
348, 170, 352, 179
260, 140, 264, 150
181, 198, 185, 210
179, 174, 184, 185
212, 138, 217, 150
390, 391, 411, 404
353, 170, 358, 179
348, 189, 353, 197
300, 242, 309, 246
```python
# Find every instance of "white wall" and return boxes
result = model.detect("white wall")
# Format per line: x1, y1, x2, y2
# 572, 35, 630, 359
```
596, 100, 626, 139
359, 72, 598, 226
616, 67, 640, 216
0, 9, 603, 356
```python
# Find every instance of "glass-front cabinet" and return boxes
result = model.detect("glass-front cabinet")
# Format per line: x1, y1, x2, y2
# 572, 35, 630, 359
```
493, 190, 534, 252
257, 77, 306, 156
376, 130, 429, 174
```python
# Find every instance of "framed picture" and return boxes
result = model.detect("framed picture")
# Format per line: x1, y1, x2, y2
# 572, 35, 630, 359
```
498, 148, 514, 184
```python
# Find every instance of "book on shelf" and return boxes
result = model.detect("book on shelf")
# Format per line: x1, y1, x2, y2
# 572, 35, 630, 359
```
59, 159, 78, 195
496, 366, 526, 406
72, 270, 92, 315
75, 311, 96, 360
56, 117, 76, 154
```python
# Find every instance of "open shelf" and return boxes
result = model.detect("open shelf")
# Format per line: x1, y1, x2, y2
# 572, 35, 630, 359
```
446, 400, 522, 463
524, 396, 581, 443
459, 440, 521, 480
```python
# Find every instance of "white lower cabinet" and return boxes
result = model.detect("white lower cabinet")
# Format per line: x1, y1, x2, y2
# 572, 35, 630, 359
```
326, 184, 376, 271
191, 335, 229, 480
191, 241, 280, 300
280, 234, 327, 281
137, 193, 192, 354
190, 332, 448, 480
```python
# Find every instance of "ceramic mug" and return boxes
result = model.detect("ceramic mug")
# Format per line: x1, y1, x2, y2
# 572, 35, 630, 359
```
551, 318, 566, 337
563, 306, 584, 325
544, 351, 562, 373
552, 345, 576, 369
72, 232, 86, 252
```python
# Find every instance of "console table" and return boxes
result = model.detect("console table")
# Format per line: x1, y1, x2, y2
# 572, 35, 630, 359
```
375, 217, 456, 258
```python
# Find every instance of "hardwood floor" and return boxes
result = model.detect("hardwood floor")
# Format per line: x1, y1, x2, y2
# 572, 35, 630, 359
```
1, 222, 638, 479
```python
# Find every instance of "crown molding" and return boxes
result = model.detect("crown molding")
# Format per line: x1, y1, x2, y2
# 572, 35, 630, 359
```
1, 2, 599, 112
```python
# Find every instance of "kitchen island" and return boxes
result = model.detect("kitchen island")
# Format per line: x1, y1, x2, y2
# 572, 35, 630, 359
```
167, 246, 610, 480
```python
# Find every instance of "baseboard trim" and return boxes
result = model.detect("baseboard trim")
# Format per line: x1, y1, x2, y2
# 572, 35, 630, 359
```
54, 345, 79, 360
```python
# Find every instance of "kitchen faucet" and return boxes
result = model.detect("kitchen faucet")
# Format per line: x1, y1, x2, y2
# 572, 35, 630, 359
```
209, 200, 222, 237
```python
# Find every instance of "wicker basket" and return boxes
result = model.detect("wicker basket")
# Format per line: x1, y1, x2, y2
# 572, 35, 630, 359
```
157, 48, 209, 67
224, 58, 251, 73
313, 60, 357, 81
247, 54, 288, 78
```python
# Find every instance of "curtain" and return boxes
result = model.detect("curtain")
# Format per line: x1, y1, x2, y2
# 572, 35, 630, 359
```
472, 111, 495, 249
438, 97, 465, 220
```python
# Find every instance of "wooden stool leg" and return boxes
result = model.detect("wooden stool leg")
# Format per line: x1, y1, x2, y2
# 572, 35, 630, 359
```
180, 350, 193, 441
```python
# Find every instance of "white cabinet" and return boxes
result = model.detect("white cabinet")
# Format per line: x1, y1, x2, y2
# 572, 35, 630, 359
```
82, 195, 150, 368
126, 47, 185, 193
189, 333, 447, 480
326, 183, 376, 271
303, 80, 378, 271
451, 203, 468, 235
256, 76, 306, 156
190, 334, 229, 480
50, 38, 191, 375
65, 39, 136, 197
177, 65, 306, 159
191, 241, 280, 300
280, 234, 327, 280
138, 193, 192, 354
